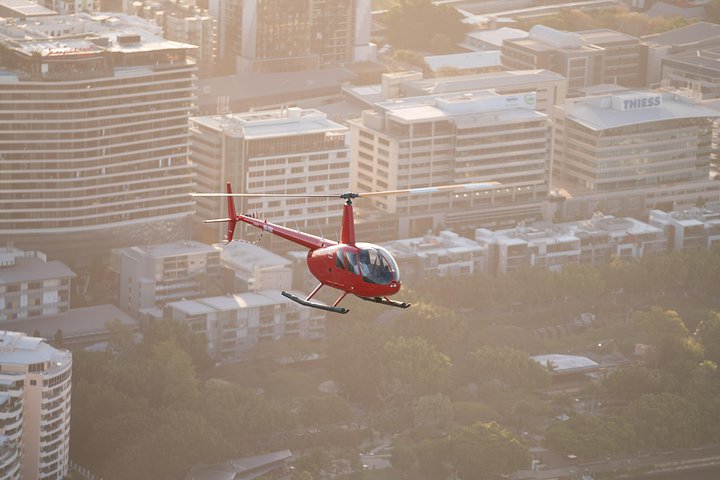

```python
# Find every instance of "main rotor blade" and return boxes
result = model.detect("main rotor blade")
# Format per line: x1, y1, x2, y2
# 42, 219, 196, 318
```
190, 193, 340, 198
357, 182, 501, 197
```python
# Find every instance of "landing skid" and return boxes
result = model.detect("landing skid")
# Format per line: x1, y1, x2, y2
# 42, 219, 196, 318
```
281, 291, 349, 314
357, 296, 412, 309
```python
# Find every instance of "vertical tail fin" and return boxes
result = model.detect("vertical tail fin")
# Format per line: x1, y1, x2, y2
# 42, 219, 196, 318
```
225, 182, 238, 243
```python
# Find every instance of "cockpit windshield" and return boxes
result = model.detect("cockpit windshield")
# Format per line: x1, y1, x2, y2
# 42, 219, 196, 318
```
356, 244, 400, 285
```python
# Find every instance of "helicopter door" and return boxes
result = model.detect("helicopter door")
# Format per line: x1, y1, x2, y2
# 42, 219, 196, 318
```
357, 248, 394, 285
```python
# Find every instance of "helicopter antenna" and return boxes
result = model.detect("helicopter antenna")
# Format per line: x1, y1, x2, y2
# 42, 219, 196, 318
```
316, 219, 326, 244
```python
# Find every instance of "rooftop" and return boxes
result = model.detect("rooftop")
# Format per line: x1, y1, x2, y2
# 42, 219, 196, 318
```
530, 354, 599, 374
465, 27, 529, 49
423, 51, 501, 72
0, 331, 70, 368
643, 21, 720, 47
120, 240, 217, 259
0, 249, 75, 285
217, 242, 291, 271
0, 0, 56, 17
191, 108, 347, 139
562, 90, 719, 131
167, 290, 307, 314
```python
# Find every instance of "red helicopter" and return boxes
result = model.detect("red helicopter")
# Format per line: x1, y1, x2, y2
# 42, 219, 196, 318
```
192, 182, 499, 314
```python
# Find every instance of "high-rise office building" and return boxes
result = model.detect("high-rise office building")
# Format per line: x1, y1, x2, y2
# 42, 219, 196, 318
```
348, 90, 551, 235
190, 107, 350, 245
219, 0, 372, 73
0, 331, 72, 480
0, 14, 197, 262
553, 89, 720, 217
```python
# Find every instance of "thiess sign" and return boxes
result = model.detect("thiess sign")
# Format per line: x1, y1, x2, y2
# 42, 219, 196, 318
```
612, 94, 662, 111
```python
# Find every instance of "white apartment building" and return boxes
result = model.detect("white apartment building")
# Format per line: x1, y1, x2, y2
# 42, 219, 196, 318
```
0, 14, 197, 261
165, 291, 325, 361
349, 90, 551, 236
0, 331, 72, 480
553, 89, 720, 218
216, 242, 293, 293
0, 247, 75, 322
190, 107, 350, 245
381, 230, 486, 281
476, 214, 666, 274
650, 208, 720, 250
110, 241, 221, 316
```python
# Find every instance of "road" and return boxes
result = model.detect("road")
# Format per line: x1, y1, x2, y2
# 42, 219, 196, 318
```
511, 444, 720, 480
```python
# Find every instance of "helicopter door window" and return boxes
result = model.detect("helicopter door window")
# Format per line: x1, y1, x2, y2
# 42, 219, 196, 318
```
345, 252, 359, 275
335, 252, 346, 270
358, 248, 393, 285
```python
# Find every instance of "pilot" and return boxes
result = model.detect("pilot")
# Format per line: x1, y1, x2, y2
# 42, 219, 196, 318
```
358, 249, 371, 278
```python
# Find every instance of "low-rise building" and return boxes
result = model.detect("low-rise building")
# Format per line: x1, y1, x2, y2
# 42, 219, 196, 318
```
476, 214, 666, 274
111, 241, 221, 316
649, 208, 720, 250
165, 291, 325, 361
381, 230, 486, 281
0, 246, 74, 322
216, 242, 293, 293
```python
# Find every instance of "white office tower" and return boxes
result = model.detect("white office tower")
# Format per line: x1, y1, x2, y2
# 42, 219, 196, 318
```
0, 13, 197, 262
0, 332, 72, 480
349, 90, 551, 236
190, 107, 350, 245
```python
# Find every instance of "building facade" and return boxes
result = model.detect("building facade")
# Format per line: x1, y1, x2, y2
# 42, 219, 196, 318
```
502, 25, 643, 96
348, 90, 551, 236
0, 331, 72, 480
0, 247, 74, 322
190, 107, 350, 245
553, 89, 720, 217
476, 214, 666, 275
650, 208, 720, 251
220, 0, 372, 73
165, 291, 325, 361
0, 14, 197, 262
110, 240, 221, 316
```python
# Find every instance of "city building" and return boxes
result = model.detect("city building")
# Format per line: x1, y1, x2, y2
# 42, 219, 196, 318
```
110, 240, 221, 316
660, 48, 720, 100
219, 0, 372, 74
132, 0, 215, 76
38, 0, 93, 15
343, 69, 568, 122
0, 13, 197, 262
381, 230, 486, 281
475, 214, 666, 274
0, 0, 56, 18
643, 21, 720, 86
0, 331, 72, 480
216, 241, 293, 293
348, 90, 551, 236
190, 107, 350, 246
423, 51, 502, 76
165, 291, 325, 361
0, 246, 74, 322
649, 208, 720, 251
552, 88, 720, 218
462, 27, 528, 52
502, 25, 643, 96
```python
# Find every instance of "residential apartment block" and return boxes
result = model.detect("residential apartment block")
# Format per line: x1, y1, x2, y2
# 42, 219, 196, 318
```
110, 241, 220, 316
216, 241, 293, 293
165, 291, 325, 361
348, 90, 551, 235
0, 247, 74, 322
476, 214, 665, 275
0, 331, 72, 480
0, 14, 197, 261
650, 208, 720, 251
190, 108, 350, 245
381, 230, 486, 281
553, 89, 720, 218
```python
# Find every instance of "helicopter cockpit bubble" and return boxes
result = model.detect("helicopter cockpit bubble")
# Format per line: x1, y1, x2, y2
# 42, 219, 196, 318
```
356, 244, 400, 285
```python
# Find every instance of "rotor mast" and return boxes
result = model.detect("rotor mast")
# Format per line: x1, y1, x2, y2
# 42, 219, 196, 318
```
340, 193, 358, 245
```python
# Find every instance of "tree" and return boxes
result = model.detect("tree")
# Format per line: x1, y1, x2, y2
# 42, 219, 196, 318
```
390, 440, 417, 472
326, 321, 388, 403
624, 393, 702, 451
298, 395, 353, 427
382, 336, 452, 399
143, 340, 199, 407
393, 302, 470, 357
466, 346, 549, 390
384, 0, 469, 51
450, 422, 529, 480
632, 307, 688, 346
106, 318, 135, 355
412, 393, 453, 431
545, 415, 636, 460
695, 313, 720, 365
603, 366, 662, 401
